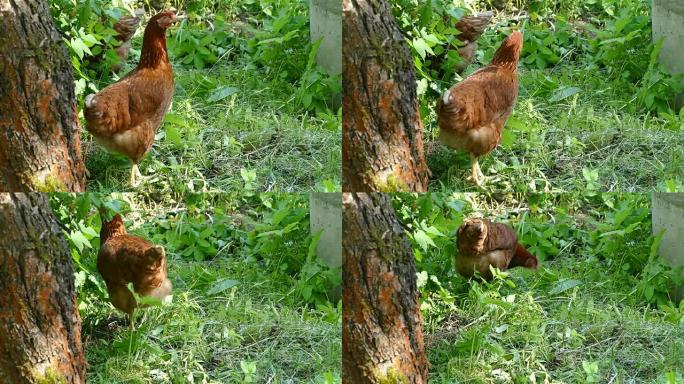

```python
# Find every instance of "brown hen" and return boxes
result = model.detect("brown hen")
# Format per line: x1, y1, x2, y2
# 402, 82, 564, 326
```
110, 11, 146, 73
453, 12, 493, 74
455, 218, 538, 280
97, 213, 172, 328
85, 11, 178, 186
429, 12, 492, 76
437, 31, 523, 186
87, 11, 143, 73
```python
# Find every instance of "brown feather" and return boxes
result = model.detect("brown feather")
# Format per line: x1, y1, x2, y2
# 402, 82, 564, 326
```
437, 31, 522, 159
97, 213, 172, 319
113, 14, 142, 42
454, 218, 538, 280
432, 11, 493, 75
455, 12, 493, 42
85, 11, 177, 166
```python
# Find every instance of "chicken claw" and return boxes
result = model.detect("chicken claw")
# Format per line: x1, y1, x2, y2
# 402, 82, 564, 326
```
129, 164, 142, 187
469, 154, 486, 186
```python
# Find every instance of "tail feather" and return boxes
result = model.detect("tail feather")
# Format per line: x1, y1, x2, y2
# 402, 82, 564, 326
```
508, 243, 538, 270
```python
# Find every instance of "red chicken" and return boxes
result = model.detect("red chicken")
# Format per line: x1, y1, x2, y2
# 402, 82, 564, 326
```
86, 12, 142, 73
429, 12, 492, 76
453, 12, 493, 74
455, 218, 538, 280
437, 31, 523, 186
110, 10, 146, 73
84, 11, 178, 186
97, 213, 172, 328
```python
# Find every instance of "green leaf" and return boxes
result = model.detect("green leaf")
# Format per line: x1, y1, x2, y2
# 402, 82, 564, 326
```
506, 116, 526, 131
199, 34, 214, 46
240, 168, 257, 183
412, 38, 433, 60
582, 168, 599, 182
481, 296, 513, 309
81, 33, 100, 46
207, 279, 240, 295
418, 0, 433, 26
194, 55, 205, 69
549, 86, 582, 102
165, 124, 182, 146
138, 295, 163, 306
549, 279, 582, 295
69, 231, 91, 252
500, 129, 515, 148
207, 86, 240, 102
413, 229, 436, 251
307, 230, 323, 262
70, 38, 91, 60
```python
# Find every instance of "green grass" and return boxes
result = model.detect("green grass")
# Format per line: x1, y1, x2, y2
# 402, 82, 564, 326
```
424, 258, 684, 383
81, 257, 341, 383
393, 193, 684, 383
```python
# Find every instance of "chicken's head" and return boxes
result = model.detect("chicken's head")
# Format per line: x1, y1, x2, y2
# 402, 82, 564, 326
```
151, 10, 179, 30
458, 218, 488, 241
456, 218, 490, 256
143, 245, 166, 270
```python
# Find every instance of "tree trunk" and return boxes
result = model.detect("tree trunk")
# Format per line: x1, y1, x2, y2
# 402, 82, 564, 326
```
0, 0, 86, 192
0, 193, 86, 383
342, 0, 429, 192
342, 193, 427, 383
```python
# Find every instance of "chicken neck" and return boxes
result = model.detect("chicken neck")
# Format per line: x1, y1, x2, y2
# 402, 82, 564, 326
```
138, 24, 170, 69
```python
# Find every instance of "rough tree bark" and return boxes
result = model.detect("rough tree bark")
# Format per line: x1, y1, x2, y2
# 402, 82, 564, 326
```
342, 193, 427, 383
342, 0, 429, 192
0, 0, 86, 192
0, 193, 86, 383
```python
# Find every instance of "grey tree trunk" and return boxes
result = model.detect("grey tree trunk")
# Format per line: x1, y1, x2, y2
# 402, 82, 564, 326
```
0, 193, 86, 383
342, 0, 430, 192
0, 0, 86, 192
342, 193, 428, 383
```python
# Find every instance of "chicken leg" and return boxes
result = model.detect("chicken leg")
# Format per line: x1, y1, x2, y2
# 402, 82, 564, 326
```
129, 163, 142, 187
106, 282, 138, 329
469, 153, 485, 186
128, 309, 136, 331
